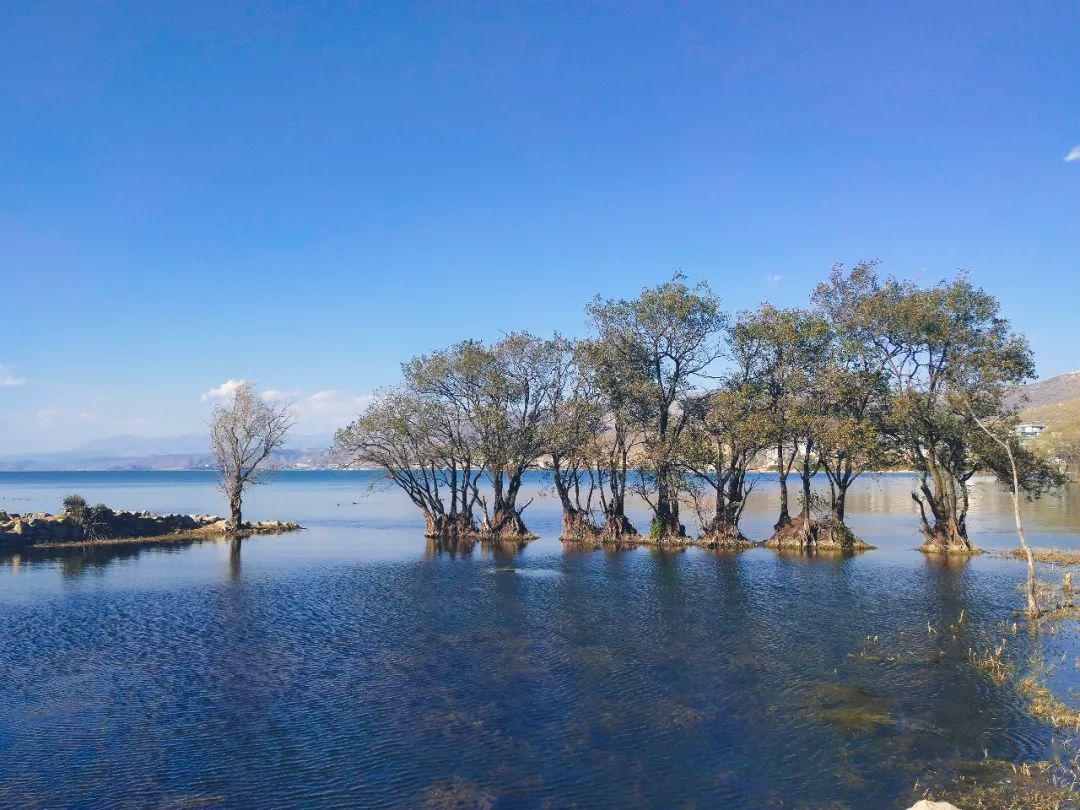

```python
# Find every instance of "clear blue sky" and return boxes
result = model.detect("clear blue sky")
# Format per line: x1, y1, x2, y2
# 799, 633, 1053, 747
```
2, 2, 1078, 453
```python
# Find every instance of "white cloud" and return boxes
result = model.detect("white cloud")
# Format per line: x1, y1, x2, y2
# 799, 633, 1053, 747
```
201, 378, 248, 401
294, 390, 373, 429
1066, 145, 1080, 163
764, 274, 781, 288
0, 364, 25, 387
200, 382, 371, 434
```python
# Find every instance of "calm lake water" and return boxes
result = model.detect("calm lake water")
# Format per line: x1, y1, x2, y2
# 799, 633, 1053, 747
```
1, 471, 1078, 808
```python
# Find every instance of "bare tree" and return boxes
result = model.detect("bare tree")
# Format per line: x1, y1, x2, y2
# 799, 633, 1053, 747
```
968, 406, 1065, 618
209, 381, 293, 530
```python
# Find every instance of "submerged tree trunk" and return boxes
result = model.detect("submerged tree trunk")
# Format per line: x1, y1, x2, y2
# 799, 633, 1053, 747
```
599, 510, 638, 542
481, 506, 532, 539
699, 516, 753, 548
560, 508, 600, 541
919, 516, 976, 554
913, 454, 978, 554
423, 511, 477, 539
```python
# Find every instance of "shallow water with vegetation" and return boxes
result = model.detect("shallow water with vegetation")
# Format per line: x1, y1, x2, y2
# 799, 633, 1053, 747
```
2, 471, 1078, 808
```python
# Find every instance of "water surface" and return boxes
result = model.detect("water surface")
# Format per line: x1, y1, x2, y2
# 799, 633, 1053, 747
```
1, 472, 1077, 808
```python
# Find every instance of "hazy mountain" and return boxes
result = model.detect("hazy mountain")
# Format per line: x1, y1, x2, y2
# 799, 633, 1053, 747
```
74, 434, 209, 457
0, 432, 334, 471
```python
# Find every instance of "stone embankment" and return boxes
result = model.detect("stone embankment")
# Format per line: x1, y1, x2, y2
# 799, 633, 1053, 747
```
0, 510, 300, 545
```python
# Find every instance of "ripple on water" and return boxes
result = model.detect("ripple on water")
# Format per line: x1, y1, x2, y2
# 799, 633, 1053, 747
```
0, 476, 1077, 807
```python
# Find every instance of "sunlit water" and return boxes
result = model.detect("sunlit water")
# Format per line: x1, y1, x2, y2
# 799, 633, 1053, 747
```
1, 471, 1078, 808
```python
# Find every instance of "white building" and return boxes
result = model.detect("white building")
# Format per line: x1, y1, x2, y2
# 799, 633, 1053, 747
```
1015, 422, 1046, 440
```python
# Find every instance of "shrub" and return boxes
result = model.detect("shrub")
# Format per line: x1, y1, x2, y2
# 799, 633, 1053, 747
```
62, 493, 88, 515
84, 504, 116, 541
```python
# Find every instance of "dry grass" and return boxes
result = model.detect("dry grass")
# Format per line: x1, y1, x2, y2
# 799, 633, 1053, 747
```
1013, 547, 1080, 566
1019, 661, 1080, 731
968, 638, 1012, 685
928, 759, 1079, 809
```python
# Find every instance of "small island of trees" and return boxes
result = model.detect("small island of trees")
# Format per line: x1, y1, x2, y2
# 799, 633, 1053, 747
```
333, 262, 1062, 554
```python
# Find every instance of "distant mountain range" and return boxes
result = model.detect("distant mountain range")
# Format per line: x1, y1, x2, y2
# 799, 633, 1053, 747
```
0, 433, 334, 471
4, 373, 1079, 471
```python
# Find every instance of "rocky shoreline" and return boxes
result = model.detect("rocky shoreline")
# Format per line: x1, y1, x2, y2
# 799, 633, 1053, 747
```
0, 509, 300, 547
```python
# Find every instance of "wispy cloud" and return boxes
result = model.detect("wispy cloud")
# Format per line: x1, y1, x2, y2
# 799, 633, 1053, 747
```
201, 379, 248, 401
0, 364, 25, 387
764, 274, 781, 288
1066, 144, 1080, 163
201, 382, 371, 433
294, 390, 373, 430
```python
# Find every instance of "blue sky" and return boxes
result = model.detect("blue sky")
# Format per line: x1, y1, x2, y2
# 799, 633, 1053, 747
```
2, 1, 1078, 453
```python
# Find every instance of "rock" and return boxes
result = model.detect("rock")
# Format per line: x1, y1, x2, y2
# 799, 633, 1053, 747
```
906, 801, 961, 810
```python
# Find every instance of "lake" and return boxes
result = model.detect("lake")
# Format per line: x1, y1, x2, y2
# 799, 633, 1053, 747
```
1, 471, 1078, 808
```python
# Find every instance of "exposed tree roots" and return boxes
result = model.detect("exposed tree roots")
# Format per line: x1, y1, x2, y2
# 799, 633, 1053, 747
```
764, 515, 872, 552
696, 520, 757, 549
919, 522, 980, 555
559, 509, 602, 543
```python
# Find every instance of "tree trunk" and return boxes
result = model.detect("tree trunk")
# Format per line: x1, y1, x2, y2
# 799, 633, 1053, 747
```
967, 411, 1038, 613
699, 516, 753, 548
600, 511, 638, 542
560, 508, 600, 542
651, 465, 685, 540
919, 516, 977, 554
229, 488, 243, 531
832, 486, 847, 523
481, 506, 531, 539
424, 511, 477, 539
776, 441, 791, 529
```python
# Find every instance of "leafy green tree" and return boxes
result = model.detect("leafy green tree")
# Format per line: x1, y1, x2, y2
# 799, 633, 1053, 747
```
346, 333, 563, 540
334, 389, 481, 537
546, 337, 606, 540
811, 270, 895, 528
587, 275, 726, 540
823, 263, 1036, 552
576, 337, 641, 540
732, 305, 830, 533
681, 338, 771, 546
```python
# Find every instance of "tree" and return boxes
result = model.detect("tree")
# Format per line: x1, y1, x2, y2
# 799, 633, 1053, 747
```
209, 381, 293, 530
333, 388, 480, 537
809, 270, 895, 542
577, 337, 641, 541
406, 334, 560, 539
734, 304, 830, 534
681, 341, 770, 546
822, 264, 1034, 553
969, 407, 1066, 617
342, 334, 562, 540
547, 337, 606, 540
587, 275, 726, 540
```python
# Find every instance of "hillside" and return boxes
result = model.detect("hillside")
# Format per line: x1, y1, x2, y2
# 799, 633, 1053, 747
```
1022, 397, 1080, 442
1016, 370, 1080, 410
1018, 370, 1080, 442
